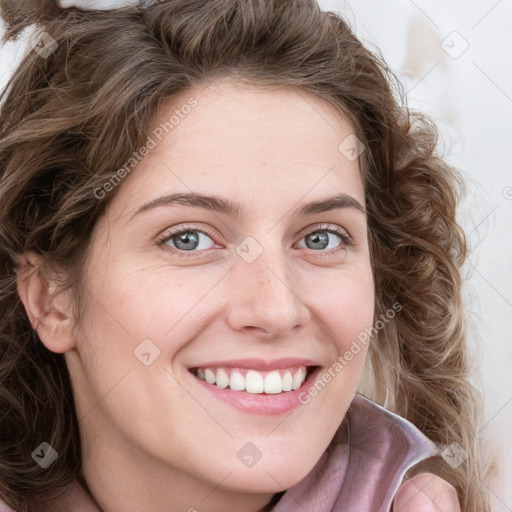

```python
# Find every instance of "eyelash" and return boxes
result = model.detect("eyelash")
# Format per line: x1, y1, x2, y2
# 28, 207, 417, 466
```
156, 223, 353, 258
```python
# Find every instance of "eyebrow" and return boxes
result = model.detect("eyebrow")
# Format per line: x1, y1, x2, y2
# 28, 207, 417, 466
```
129, 191, 366, 222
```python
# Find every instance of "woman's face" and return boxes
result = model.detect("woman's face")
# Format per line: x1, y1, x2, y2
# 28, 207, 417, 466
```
65, 79, 375, 508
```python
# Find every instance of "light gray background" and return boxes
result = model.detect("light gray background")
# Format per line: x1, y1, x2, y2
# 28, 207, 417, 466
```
1, 1, 511, 509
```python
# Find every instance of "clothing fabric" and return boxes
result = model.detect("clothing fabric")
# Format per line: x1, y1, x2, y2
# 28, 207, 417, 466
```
269, 393, 440, 511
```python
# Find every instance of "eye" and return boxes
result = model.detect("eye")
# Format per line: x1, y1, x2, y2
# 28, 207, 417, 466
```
295, 224, 352, 254
157, 226, 218, 254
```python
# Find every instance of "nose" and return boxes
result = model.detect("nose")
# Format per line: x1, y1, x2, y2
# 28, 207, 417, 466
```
226, 244, 311, 338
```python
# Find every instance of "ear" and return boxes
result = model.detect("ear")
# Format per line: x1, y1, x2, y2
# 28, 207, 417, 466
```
15, 250, 77, 354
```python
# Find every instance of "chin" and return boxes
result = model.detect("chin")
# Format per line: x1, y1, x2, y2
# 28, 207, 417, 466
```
220, 452, 318, 494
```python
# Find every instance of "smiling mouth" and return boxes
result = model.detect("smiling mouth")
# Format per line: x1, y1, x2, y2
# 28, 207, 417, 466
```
189, 365, 318, 394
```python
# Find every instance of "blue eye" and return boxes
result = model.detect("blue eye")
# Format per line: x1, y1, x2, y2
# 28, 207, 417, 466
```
159, 229, 216, 252
296, 226, 351, 252
157, 224, 352, 256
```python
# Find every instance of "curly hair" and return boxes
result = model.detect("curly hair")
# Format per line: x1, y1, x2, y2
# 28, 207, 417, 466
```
0, 0, 490, 510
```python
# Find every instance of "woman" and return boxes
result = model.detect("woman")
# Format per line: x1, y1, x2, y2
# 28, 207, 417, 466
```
0, 0, 490, 510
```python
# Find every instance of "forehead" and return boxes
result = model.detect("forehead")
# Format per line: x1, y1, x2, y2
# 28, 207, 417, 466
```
151, 78, 356, 155
109, 79, 365, 220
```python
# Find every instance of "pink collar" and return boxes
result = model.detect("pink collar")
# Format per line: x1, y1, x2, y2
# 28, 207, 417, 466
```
269, 393, 439, 511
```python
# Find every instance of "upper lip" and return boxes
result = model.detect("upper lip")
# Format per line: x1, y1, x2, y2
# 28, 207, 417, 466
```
188, 357, 320, 371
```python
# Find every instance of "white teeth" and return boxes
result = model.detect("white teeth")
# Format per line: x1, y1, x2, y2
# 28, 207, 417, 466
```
282, 371, 293, 392
292, 368, 303, 390
194, 365, 310, 394
216, 369, 229, 389
245, 370, 264, 393
204, 369, 216, 384
229, 370, 245, 391
264, 370, 283, 394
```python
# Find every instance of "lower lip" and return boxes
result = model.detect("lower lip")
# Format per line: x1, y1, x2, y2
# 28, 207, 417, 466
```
189, 367, 322, 416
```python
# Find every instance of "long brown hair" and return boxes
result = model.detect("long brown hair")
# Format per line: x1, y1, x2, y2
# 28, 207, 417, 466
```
0, 0, 490, 510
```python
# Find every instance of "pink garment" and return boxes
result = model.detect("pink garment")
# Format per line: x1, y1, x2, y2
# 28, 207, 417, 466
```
269, 393, 440, 511
0, 393, 439, 512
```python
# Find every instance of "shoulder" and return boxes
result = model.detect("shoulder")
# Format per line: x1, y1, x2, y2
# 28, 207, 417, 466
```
393, 472, 461, 512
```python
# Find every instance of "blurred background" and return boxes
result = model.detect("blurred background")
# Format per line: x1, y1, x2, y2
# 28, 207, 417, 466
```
1, 0, 511, 509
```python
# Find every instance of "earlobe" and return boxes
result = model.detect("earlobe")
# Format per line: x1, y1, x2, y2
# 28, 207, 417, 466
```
15, 251, 77, 354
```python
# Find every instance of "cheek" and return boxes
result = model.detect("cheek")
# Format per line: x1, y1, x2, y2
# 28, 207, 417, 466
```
303, 263, 375, 412
79, 258, 185, 344
319, 265, 375, 353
